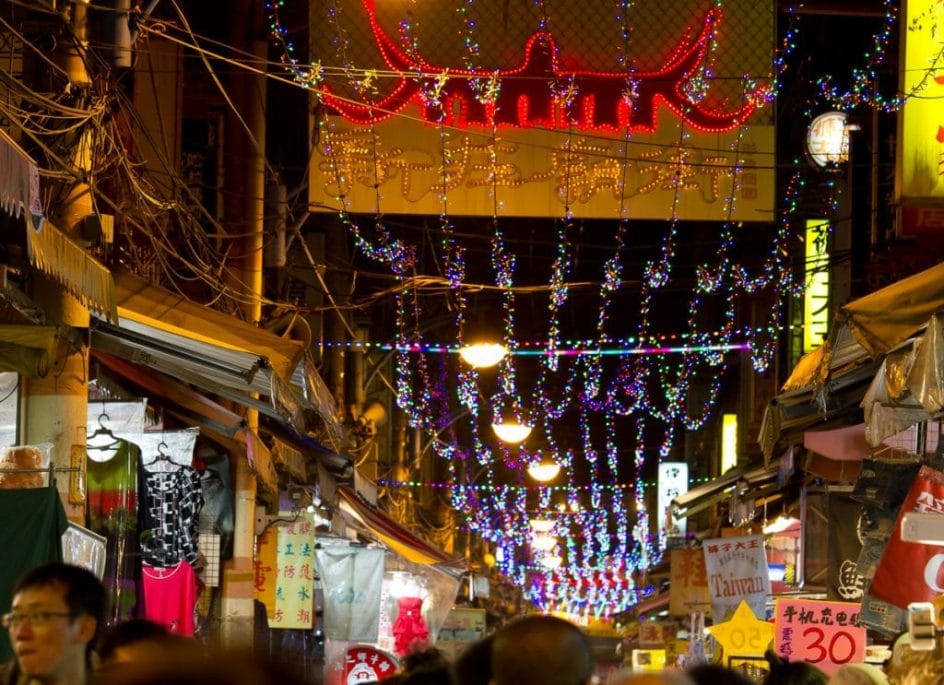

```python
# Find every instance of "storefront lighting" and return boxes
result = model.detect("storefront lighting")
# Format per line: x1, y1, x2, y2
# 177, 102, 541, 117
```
763, 515, 799, 535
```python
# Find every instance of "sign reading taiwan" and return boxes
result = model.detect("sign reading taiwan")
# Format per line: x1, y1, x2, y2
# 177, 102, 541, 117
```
702, 534, 770, 620
310, 0, 774, 221
774, 599, 865, 676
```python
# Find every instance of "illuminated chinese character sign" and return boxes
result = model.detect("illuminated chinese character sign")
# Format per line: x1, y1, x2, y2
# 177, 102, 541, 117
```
658, 461, 689, 537
804, 219, 830, 353
310, 0, 774, 221
898, 1, 944, 201
272, 520, 317, 629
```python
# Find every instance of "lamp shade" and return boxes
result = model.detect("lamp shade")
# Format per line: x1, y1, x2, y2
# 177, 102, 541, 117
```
491, 400, 532, 443
538, 553, 563, 570
459, 310, 508, 368
527, 458, 561, 482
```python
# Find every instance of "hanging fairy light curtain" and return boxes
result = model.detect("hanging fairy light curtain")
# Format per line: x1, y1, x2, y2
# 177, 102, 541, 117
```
296, 0, 814, 617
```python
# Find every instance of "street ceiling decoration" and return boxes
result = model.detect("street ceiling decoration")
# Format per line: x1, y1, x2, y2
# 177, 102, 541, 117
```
320, 2, 768, 133
296, 0, 789, 618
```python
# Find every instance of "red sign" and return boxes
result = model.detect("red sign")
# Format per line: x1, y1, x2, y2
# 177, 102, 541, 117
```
868, 466, 944, 612
344, 646, 399, 685
321, 0, 766, 133
774, 599, 865, 676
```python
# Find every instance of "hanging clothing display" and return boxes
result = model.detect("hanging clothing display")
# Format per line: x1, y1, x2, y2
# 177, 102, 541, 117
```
86, 440, 141, 624
392, 596, 429, 656
141, 560, 198, 635
0, 485, 68, 661
139, 464, 203, 567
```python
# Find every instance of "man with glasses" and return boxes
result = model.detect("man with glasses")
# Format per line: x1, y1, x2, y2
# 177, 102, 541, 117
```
1, 562, 106, 685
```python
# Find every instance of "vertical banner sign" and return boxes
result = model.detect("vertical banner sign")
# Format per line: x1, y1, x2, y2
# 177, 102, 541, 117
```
803, 219, 830, 353
658, 462, 689, 537
703, 534, 770, 620
315, 546, 386, 642
669, 548, 712, 617
774, 599, 865, 676
863, 466, 944, 634
826, 494, 864, 602
271, 519, 317, 629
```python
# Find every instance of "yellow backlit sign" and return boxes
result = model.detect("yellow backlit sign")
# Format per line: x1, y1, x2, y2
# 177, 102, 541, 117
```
804, 219, 830, 353
898, 2, 944, 201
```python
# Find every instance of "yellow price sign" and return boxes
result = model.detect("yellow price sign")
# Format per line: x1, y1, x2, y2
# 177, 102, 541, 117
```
708, 601, 775, 658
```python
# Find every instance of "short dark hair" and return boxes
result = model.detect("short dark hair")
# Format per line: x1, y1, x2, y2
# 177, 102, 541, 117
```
13, 562, 107, 651
491, 615, 593, 685
762, 649, 827, 685
98, 619, 183, 663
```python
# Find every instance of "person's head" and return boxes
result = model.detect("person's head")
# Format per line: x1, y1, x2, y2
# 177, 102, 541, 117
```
687, 664, 754, 685
828, 663, 888, 685
763, 650, 828, 685
885, 641, 944, 685
98, 618, 198, 669
454, 635, 493, 685
606, 671, 693, 685
490, 615, 594, 685
3, 562, 106, 682
95, 647, 307, 685
401, 647, 453, 685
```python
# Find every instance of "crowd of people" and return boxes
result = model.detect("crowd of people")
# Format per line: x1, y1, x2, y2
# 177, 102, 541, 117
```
1, 562, 942, 685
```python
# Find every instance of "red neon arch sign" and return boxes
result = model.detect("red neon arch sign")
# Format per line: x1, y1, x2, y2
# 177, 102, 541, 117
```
319, 0, 769, 133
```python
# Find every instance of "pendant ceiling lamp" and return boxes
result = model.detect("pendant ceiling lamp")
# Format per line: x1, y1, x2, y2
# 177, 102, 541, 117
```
491, 398, 532, 444
458, 310, 508, 368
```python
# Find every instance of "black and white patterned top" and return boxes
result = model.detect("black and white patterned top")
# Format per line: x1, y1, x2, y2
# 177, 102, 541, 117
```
140, 466, 204, 568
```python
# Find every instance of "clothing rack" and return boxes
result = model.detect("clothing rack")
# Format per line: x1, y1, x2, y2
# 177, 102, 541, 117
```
1, 464, 81, 474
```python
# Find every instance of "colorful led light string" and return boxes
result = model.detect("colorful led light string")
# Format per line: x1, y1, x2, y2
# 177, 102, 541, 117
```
298, 0, 842, 616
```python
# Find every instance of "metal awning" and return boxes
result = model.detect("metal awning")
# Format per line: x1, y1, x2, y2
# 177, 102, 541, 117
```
91, 271, 312, 430
0, 129, 116, 321
672, 459, 783, 520
92, 349, 280, 493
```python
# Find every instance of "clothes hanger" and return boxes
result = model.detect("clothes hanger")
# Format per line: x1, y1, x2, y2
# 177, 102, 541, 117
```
144, 441, 181, 473
86, 412, 122, 452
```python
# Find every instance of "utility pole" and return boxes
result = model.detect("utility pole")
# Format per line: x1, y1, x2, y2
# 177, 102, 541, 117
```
22, 2, 92, 523
219, 0, 267, 649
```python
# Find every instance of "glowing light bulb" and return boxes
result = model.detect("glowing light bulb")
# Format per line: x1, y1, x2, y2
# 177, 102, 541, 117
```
528, 459, 561, 482
458, 342, 508, 368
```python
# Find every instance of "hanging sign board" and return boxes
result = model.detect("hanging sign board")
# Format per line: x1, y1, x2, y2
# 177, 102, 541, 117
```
774, 599, 865, 676
702, 534, 770, 620
344, 645, 399, 684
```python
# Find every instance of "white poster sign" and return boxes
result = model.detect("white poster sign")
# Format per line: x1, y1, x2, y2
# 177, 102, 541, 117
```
658, 462, 689, 537
315, 546, 386, 642
702, 534, 770, 620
